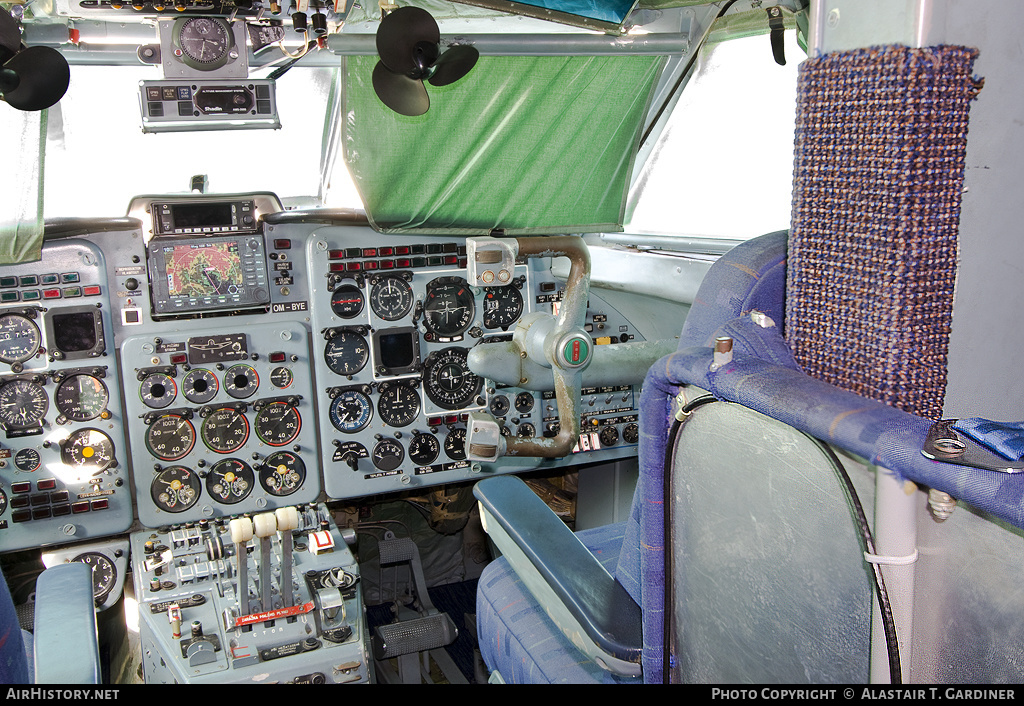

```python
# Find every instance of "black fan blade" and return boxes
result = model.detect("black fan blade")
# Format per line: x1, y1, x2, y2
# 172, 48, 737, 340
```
428, 44, 479, 87
376, 6, 439, 75
1, 45, 70, 111
372, 60, 429, 117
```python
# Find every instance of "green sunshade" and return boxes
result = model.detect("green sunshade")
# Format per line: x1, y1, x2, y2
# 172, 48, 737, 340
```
343, 54, 664, 234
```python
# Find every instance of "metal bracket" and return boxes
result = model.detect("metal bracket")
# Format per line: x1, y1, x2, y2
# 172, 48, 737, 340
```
921, 419, 1024, 473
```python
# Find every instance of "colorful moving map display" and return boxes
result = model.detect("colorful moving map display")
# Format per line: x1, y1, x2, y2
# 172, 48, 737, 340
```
164, 242, 243, 298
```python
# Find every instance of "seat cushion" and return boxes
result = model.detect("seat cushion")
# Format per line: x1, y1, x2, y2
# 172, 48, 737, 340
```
476, 521, 642, 684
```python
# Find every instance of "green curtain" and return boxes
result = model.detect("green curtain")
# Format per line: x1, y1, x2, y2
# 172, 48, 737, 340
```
343, 54, 664, 234
0, 104, 45, 264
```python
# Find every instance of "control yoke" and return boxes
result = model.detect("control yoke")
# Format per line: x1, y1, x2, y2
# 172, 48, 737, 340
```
464, 235, 594, 461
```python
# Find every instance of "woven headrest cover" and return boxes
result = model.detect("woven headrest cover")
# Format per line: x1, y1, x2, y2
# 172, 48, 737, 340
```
786, 45, 983, 420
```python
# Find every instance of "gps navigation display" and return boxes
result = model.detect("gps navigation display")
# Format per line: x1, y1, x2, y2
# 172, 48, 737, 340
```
147, 234, 270, 316
166, 241, 243, 298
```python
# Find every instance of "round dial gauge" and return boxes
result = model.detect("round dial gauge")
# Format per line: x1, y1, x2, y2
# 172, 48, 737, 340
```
140, 373, 177, 409
61, 429, 116, 474
423, 279, 475, 337
175, 17, 233, 71
408, 432, 440, 466
370, 276, 414, 321
206, 458, 254, 505
0, 379, 47, 429
423, 347, 482, 410
483, 286, 524, 330
517, 422, 536, 438
324, 331, 369, 377
0, 314, 41, 364
271, 366, 293, 389
72, 552, 117, 604
372, 438, 404, 472
146, 413, 196, 462
201, 407, 250, 453
151, 466, 201, 513
224, 364, 259, 399
444, 427, 467, 461
329, 389, 373, 433
55, 374, 108, 422
14, 448, 40, 472
259, 451, 306, 496
377, 383, 420, 427
331, 285, 365, 319
514, 391, 535, 414
489, 394, 510, 417
0, 489, 6, 517
182, 368, 219, 404
254, 401, 301, 446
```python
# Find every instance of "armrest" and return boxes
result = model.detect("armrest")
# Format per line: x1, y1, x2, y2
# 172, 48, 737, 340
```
474, 476, 641, 676
34, 563, 100, 684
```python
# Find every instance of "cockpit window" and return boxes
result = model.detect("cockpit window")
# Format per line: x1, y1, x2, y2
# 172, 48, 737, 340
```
625, 30, 804, 244
43, 65, 342, 216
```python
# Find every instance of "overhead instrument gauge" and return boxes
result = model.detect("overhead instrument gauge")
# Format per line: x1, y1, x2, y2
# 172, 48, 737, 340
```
483, 286, 524, 330
201, 407, 249, 453
182, 368, 219, 404
423, 278, 475, 337
258, 450, 306, 496
146, 413, 196, 462
151, 465, 201, 513
324, 331, 369, 377
0, 313, 41, 364
206, 458, 254, 505
254, 401, 301, 446
423, 347, 482, 410
72, 552, 117, 605
0, 379, 48, 429
140, 372, 177, 409
372, 438, 404, 472
408, 432, 440, 466
223, 364, 259, 399
370, 275, 414, 321
173, 17, 234, 72
329, 389, 373, 433
377, 382, 420, 427
55, 374, 109, 422
61, 429, 116, 474
444, 427, 467, 461
331, 285, 365, 319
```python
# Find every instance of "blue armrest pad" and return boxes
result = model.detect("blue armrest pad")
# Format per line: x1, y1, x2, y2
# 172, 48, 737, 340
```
474, 475, 641, 663
34, 563, 100, 684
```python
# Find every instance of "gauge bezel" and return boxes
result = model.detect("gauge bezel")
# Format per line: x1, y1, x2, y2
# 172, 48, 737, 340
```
140, 372, 177, 409
71, 552, 117, 603
0, 378, 48, 430
331, 284, 366, 319
423, 347, 482, 411
483, 285, 524, 330
151, 465, 202, 513
372, 437, 405, 471
145, 413, 197, 462
423, 277, 476, 338
369, 274, 415, 321
254, 401, 302, 447
206, 458, 255, 505
408, 432, 440, 466
323, 330, 369, 377
201, 407, 250, 453
55, 373, 109, 422
61, 428, 116, 474
0, 313, 41, 365
223, 364, 259, 399
376, 381, 421, 428
329, 389, 373, 433
181, 367, 219, 404
172, 17, 234, 72
259, 450, 306, 496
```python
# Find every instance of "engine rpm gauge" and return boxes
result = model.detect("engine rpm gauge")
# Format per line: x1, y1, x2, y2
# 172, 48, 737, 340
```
259, 451, 306, 496
0, 314, 41, 364
329, 389, 373, 433
370, 275, 414, 321
206, 458, 254, 505
140, 373, 177, 409
145, 413, 196, 462
151, 466, 201, 513
324, 331, 369, 377
55, 374, 109, 422
224, 364, 259, 399
61, 429, 116, 474
483, 286, 524, 330
423, 347, 482, 410
0, 379, 48, 429
423, 278, 475, 337
254, 401, 301, 446
201, 407, 250, 453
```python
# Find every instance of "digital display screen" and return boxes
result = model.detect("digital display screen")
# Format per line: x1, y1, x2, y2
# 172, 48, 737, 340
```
173, 202, 234, 229
52, 311, 99, 353
379, 331, 416, 369
163, 241, 243, 299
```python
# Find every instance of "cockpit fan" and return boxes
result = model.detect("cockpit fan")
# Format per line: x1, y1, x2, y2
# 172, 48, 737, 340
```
372, 6, 478, 117
0, 8, 70, 111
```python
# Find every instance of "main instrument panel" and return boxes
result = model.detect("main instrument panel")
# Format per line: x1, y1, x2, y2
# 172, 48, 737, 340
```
0, 193, 646, 555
